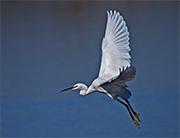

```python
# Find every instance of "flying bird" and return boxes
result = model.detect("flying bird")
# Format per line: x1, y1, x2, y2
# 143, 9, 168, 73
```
61, 10, 140, 128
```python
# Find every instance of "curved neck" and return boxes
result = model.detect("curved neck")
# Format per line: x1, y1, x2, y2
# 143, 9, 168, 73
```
79, 84, 88, 96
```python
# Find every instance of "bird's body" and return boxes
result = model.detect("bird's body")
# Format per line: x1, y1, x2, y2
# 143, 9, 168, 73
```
61, 10, 140, 128
78, 66, 135, 99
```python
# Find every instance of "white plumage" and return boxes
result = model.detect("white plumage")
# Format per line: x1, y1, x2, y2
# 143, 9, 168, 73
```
61, 10, 140, 128
98, 10, 131, 85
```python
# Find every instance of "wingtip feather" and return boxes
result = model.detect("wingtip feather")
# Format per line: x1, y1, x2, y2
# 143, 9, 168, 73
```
107, 10, 122, 17
107, 10, 109, 15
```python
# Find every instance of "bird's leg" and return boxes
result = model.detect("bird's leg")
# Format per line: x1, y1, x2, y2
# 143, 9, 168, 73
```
123, 98, 140, 122
116, 98, 140, 129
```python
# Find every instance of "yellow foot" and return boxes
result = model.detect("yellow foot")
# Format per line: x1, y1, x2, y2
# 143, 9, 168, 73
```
134, 112, 140, 122
133, 119, 140, 129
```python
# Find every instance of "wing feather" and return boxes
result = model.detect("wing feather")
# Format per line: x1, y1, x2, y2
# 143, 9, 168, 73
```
97, 10, 131, 85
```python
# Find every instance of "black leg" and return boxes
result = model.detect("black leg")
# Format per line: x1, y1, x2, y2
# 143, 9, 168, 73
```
123, 98, 140, 122
116, 98, 140, 128
116, 98, 134, 120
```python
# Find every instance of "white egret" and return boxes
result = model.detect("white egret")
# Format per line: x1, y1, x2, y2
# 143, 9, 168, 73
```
61, 10, 140, 128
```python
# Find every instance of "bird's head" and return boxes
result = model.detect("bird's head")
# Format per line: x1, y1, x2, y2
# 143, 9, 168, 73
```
61, 83, 88, 95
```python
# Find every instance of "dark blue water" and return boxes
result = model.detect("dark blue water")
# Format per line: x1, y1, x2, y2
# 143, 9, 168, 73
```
1, 1, 179, 137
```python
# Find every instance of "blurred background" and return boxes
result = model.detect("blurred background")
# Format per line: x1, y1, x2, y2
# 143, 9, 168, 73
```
1, 1, 179, 137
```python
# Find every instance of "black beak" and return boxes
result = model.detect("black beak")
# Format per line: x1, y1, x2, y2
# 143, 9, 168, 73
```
61, 86, 75, 92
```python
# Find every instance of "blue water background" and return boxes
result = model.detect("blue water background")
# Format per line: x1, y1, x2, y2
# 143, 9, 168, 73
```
1, 1, 179, 137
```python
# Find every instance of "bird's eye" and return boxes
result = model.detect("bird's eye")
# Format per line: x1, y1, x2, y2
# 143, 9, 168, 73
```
74, 85, 78, 88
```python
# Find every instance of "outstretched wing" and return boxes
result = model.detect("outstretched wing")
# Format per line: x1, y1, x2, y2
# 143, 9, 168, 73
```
98, 10, 131, 85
